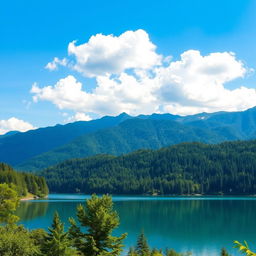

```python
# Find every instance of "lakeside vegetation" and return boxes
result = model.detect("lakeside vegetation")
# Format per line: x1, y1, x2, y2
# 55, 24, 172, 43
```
0, 162, 48, 198
0, 184, 250, 256
42, 140, 256, 195
2, 139, 256, 255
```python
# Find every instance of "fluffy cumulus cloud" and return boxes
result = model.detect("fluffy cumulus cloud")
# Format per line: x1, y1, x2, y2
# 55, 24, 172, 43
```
45, 57, 67, 71
38, 30, 256, 120
154, 50, 251, 114
0, 118, 35, 135
31, 74, 158, 117
68, 29, 162, 77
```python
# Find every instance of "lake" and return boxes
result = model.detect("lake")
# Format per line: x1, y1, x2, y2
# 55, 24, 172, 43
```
16, 194, 256, 256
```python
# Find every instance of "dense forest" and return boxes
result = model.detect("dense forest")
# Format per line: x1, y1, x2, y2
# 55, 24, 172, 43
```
41, 140, 256, 195
0, 162, 48, 197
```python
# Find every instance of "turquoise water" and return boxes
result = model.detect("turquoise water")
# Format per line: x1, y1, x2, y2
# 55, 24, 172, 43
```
16, 194, 256, 255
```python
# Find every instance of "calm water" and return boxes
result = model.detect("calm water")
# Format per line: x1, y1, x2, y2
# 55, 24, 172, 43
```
16, 194, 256, 256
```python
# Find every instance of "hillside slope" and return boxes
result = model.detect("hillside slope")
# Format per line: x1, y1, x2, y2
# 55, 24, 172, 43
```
0, 163, 48, 197
41, 140, 256, 195
1, 107, 256, 171
0, 113, 130, 166
17, 118, 236, 171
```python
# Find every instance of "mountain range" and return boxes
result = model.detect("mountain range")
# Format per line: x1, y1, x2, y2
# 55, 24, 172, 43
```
1, 107, 256, 171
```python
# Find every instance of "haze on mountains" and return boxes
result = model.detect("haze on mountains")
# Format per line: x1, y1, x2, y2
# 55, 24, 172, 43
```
1, 107, 256, 171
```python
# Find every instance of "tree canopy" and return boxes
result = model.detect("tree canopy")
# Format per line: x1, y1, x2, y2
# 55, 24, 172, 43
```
0, 162, 48, 197
0, 183, 19, 224
42, 140, 256, 195
69, 194, 127, 256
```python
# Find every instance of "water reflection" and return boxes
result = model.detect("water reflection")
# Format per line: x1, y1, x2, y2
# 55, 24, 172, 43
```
16, 197, 256, 255
16, 201, 49, 221
115, 200, 256, 255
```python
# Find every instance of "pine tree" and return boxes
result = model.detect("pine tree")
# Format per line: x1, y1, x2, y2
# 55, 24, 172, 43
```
135, 232, 150, 256
221, 248, 230, 256
69, 194, 127, 256
42, 212, 78, 256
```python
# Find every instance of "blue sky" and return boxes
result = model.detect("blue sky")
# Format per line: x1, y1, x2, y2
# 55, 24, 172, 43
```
1, 0, 256, 134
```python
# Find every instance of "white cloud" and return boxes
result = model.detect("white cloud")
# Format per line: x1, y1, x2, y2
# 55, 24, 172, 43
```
31, 75, 90, 111
33, 30, 256, 118
65, 112, 92, 123
154, 50, 251, 113
45, 57, 67, 71
0, 118, 35, 135
31, 74, 158, 117
68, 29, 162, 77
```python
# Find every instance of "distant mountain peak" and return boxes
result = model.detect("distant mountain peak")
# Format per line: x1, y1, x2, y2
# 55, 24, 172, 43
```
2, 107, 256, 171
117, 112, 130, 117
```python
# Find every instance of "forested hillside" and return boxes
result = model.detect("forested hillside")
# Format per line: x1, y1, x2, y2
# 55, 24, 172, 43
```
17, 118, 239, 171
0, 113, 130, 166
41, 140, 256, 195
0, 163, 48, 197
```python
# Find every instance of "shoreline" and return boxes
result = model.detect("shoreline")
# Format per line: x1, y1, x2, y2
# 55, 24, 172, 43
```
20, 197, 35, 201
46, 192, 256, 197
20, 192, 256, 201
20, 194, 48, 201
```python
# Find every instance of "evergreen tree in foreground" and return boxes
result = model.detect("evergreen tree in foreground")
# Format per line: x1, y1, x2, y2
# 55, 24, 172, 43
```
221, 248, 230, 256
0, 183, 20, 224
42, 212, 78, 256
69, 194, 127, 256
0, 183, 40, 255
0, 225, 40, 256
127, 233, 193, 256
135, 232, 151, 256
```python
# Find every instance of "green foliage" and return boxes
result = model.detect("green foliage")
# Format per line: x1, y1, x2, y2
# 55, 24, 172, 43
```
42, 140, 256, 195
69, 194, 127, 256
127, 247, 138, 256
165, 249, 191, 256
42, 212, 78, 256
234, 241, 256, 255
127, 233, 191, 256
0, 225, 40, 256
0, 183, 19, 224
30, 228, 47, 248
165, 250, 181, 256
135, 232, 150, 256
151, 249, 164, 256
0, 162, 48, 197
221, 248, 231, 256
